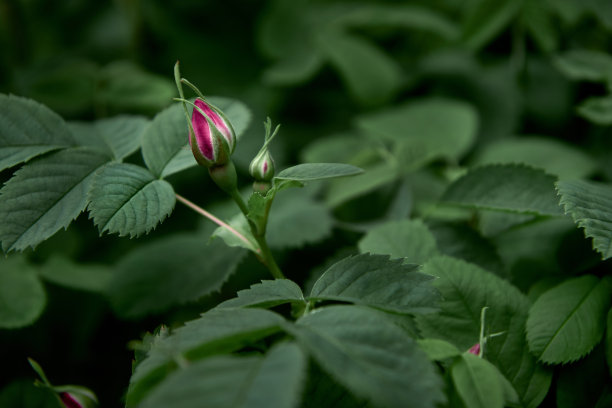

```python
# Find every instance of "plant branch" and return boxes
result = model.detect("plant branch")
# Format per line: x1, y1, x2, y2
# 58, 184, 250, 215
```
228, 189, 285, 279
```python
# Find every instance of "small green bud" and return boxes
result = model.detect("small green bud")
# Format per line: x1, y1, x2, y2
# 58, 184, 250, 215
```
249, 118, 280, 191
249, 149, 275, 182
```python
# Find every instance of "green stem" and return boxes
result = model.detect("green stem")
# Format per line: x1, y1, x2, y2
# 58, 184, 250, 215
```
229, 189, 285, 279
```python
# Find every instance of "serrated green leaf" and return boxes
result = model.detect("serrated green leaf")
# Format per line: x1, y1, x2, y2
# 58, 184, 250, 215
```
288, 305, 445, 408
139, 342, 306, 408
275, 163, 364, 182
451, 353, 504, 408
37, 256, 112, 293
0, 94, 75, 172
217, 279, 306, 309
0, 257, 46, 328
267, 190, 333, 249
356, 98, 478, 169
316, 30, 404, 106
310, 254, 439, 314
461, 0, 522, 51
526, 275, 612, 364
141, 97, 251, 178
88, 163, 175, 237
427, 221, 504, 275
128, 308, 285, 405
325, 162, 398, 207
70, 115, 148, 160
416, 256, 552, 408
358, 219, 439, 265
554, 49, 612, 82
109, 235, 245, 318
577, 95, 612, 125
0, 147, 111, 252
442, 164, 563, 216
417, 338, 461, 361
473, 137, 597, 179
556, 179, 612, 259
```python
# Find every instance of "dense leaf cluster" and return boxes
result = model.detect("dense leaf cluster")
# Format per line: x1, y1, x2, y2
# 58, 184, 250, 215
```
2, 0, 612, 407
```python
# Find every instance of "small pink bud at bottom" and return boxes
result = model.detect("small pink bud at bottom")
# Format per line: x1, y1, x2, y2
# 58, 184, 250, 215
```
61, 393, 84, 408
468, 343, 481, 355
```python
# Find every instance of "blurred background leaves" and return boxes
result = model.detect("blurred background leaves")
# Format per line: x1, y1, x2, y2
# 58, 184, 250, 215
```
2, 0, 612, 405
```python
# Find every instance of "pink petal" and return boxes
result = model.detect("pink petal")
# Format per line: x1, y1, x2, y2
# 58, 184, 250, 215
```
195, 99, 233, 145
191, 99, 215, 161
468, 343, 481, 355
60, 393, 83, 408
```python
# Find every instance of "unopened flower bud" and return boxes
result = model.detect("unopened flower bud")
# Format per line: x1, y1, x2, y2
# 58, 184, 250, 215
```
60, 393, 86, 408
467, 342, 481, 356
189, 98, 236, 168
249, 149, 275, 182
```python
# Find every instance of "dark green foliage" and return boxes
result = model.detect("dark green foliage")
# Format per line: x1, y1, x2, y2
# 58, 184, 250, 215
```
1, 0, 612, 406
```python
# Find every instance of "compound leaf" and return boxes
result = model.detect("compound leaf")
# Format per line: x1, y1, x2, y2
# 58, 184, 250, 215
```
0, 147, 111, 252
88, 163, 175, 237
289, 305, 445, 408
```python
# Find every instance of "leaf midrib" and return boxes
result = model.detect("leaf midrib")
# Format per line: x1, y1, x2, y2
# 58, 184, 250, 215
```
539, 280, 598, 359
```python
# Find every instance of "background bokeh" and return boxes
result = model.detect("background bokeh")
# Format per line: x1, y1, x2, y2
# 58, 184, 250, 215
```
1, 0, 612, 406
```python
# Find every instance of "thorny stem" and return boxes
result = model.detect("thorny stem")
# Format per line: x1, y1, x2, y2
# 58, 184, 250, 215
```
229, 189, 285, 280
175, 193, 258, 254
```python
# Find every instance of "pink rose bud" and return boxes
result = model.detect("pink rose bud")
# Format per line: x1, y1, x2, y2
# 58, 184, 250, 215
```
190, 98, 236, 168
468, 343, 481, 355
